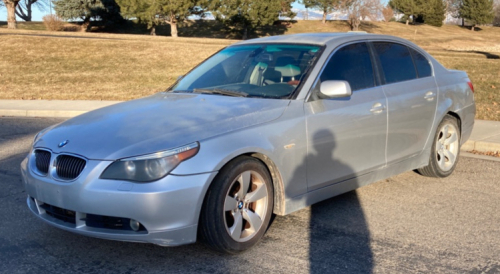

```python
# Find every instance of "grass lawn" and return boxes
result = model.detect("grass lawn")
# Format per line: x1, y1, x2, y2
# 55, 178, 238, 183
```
0, 20, 499, 120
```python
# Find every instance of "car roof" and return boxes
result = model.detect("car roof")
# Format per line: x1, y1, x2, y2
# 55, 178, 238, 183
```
234, 32, 408, 47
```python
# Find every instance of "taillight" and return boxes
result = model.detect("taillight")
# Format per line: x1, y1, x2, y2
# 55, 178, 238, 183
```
467, 81, 474, 93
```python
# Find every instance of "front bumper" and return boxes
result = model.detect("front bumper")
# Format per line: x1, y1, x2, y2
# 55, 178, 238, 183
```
21, 157, 217, 246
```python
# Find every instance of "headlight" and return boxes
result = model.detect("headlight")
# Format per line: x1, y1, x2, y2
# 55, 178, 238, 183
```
100, 142, 199, 182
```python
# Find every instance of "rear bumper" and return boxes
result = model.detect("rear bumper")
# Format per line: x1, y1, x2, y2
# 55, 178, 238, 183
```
457, 103, 476, 145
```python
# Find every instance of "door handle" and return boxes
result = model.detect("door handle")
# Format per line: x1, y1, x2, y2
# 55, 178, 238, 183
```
424, 91, 436, 101
370, 103, 386, 114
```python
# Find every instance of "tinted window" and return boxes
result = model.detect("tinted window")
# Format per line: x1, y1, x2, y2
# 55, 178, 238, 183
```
410, 49, 432, 78
373, 42, 417, 84
319, 42, 375, 92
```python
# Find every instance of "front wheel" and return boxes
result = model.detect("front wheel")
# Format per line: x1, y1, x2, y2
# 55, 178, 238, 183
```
418, 115, 461, 178
199, 156, 274, 254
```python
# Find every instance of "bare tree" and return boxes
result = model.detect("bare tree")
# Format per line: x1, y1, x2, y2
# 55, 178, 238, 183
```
339, 0, 383, 30
444, 0, 463, 25
16, 0, 48, 21
382, 5, 394, 21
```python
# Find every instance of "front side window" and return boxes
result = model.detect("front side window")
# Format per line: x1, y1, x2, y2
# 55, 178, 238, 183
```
373, 42, 417, 84
317, 42, 375, 92
170, 44, 322, 99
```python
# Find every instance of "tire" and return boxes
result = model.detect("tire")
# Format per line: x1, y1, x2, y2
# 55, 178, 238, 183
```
199, 156, 274, 254
418, 115, 461, 178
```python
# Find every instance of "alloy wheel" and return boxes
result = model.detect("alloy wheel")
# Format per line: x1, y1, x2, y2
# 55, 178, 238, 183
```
435, 123, 459, 172
223, 170, 269, 242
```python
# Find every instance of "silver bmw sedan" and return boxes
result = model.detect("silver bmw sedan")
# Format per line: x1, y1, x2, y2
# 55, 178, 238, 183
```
21, 33, 475, 254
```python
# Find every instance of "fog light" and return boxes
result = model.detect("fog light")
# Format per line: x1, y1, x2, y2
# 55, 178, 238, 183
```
130, 219, 141, 231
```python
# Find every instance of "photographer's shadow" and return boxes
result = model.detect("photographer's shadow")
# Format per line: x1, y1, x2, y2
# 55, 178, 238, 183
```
290, 129, 373, 273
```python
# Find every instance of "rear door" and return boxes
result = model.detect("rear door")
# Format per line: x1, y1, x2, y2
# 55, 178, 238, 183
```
371, 42, 438, 164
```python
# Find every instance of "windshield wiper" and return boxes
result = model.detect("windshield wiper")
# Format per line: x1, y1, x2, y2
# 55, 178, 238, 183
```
193, 88, 249, 97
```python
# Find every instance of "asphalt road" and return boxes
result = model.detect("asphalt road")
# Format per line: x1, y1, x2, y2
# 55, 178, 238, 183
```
1, 117, 500, 274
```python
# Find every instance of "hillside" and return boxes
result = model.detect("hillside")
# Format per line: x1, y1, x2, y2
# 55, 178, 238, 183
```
0, 20, 499, 120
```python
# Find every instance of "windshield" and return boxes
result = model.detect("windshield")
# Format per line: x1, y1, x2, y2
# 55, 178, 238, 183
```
170, 44, 322, 99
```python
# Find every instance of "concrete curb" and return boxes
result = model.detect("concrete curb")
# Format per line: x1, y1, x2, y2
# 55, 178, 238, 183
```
0, 100, 122, 118
0, 109, 89, 118
460, 152, 500, 162
461, 140, 500, 153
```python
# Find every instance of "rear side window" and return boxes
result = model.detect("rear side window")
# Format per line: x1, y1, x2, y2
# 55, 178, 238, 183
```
319, 42, 375, 92
410, 49, 432, 78
373, 42, 417, 84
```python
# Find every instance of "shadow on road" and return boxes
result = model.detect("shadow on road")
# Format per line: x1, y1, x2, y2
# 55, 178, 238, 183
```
288, 129, 373, 273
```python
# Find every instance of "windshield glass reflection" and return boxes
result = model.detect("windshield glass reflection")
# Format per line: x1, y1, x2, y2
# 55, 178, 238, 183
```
170, 44, 322, 99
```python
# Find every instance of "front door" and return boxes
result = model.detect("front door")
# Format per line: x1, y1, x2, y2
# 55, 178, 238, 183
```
305, 42, 388, 191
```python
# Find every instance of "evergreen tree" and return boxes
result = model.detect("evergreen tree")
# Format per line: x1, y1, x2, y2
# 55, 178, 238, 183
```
53, 0, 122, 31
280, 0, 296, 19
389, 0, 419, 25
424, 0, 446, 27
97, 0, 124, 29
210, 0, 283, 39
53, 0, 101, 30
301, 0, 341, 24
117, 0, 201, 37
390, 0, 446, 27
460, 0, 494, 30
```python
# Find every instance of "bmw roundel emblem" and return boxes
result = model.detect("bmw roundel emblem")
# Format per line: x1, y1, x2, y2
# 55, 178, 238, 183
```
58, 140, 69, 148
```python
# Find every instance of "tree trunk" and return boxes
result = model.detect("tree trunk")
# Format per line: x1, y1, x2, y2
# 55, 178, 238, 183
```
25, 0, 32, 21
462, 18, 464, 27
354, 20, 360, 31
242, 26, 248, 40
6, 0, 19, 29
170, 22, 178, 38
81, 18, 91, 32
150, 25, 156, 35
322, 10, 327, 24
406, 18, 409, 25
471, 25, 475, 31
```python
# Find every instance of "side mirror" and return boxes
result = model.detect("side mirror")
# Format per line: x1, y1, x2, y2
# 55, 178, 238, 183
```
320, 80, 352, 98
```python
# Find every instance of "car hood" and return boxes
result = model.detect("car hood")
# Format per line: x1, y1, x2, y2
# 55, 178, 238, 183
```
35, 93, 290, 160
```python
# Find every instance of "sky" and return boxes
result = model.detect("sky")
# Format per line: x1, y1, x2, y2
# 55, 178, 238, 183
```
0, 1, 388, 22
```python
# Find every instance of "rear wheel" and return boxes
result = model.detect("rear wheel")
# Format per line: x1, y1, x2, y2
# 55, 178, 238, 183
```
418, 115, 461, 177
199, 156, 274, 254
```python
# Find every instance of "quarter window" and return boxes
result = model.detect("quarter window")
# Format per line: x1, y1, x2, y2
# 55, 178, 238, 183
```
373, 42, 417, 84
410, 49, 432, 78
319, 42, 375, 92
